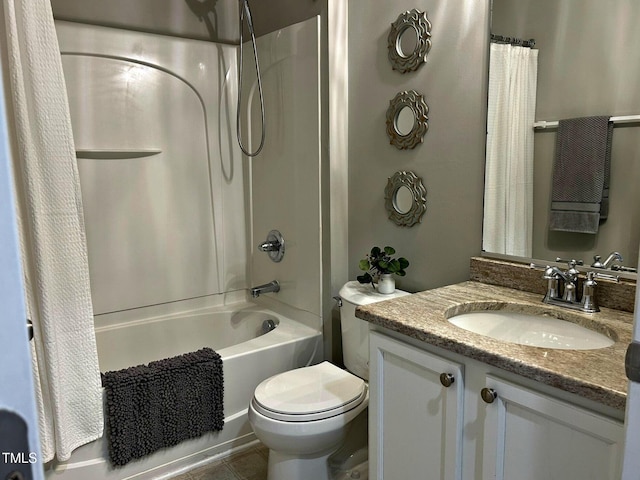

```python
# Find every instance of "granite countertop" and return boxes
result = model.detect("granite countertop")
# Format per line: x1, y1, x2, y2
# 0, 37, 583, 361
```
356, 281, 633, 410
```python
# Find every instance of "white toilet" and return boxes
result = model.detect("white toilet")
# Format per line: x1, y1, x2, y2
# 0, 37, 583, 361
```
248, 281, 410, 479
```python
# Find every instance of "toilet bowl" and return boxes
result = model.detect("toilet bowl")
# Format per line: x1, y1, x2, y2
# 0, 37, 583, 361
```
248, 281, 410, 480
248, 361, 368, 479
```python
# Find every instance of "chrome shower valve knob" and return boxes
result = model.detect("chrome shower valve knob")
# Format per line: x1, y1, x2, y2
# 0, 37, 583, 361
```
258, 230, 285, 262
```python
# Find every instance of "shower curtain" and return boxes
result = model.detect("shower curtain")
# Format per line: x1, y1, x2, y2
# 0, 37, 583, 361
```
3, 0, 103, 462
482, 43, 538, 257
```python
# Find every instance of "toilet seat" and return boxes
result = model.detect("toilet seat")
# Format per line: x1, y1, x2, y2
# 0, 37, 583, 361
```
253, 362, 367, 422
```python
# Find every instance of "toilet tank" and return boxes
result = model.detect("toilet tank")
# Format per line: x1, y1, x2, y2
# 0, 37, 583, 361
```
338, 281, 410, 380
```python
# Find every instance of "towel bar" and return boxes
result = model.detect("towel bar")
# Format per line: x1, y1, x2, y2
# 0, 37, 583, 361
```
533, 114, 640, 130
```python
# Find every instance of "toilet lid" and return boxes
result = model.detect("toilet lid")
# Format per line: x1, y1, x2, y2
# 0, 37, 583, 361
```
253, 362, 367, 421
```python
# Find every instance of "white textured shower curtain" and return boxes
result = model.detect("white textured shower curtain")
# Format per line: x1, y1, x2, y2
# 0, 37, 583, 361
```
482, 43, 538, 257
3, 0, 103, 462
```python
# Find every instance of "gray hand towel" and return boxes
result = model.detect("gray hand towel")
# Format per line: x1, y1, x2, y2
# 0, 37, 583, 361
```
549, 116, 613, 234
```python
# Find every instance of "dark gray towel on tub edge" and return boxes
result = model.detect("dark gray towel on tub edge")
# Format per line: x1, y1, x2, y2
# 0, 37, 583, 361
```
102, 347, 224, 467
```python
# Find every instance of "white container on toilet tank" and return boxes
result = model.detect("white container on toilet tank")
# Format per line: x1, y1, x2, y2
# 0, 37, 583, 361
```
339, 281, 410, 380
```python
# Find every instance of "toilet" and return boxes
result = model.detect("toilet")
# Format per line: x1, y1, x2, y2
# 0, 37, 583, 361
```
248, 281, 410, 479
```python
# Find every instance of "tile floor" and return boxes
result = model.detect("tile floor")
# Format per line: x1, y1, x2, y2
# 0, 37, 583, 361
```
170, 443, 369, 480
172, 444, 268, 480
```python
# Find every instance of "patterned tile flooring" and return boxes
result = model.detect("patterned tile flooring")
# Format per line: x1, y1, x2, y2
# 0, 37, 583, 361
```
172, 444, 268, 480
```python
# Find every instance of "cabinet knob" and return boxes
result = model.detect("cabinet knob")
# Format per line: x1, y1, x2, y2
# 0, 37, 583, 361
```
481, 387, 497, 404
439, 373, 455, 388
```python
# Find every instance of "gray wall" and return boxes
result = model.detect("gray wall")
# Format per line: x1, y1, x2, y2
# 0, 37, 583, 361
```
51, 0, 320, 44
348, 0, 490, 293
51, 0, 239, 43
492, 0, 640, 268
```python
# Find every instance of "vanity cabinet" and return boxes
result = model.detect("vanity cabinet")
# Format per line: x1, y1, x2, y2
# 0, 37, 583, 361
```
369, 331, 464, 480
482, 375, 624, 480
369, 329, 625, 480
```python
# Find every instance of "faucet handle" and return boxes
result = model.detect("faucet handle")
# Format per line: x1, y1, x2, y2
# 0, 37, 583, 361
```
258, 230, 285, 263
580, 272, 599, 313
555, 257, 584, 267
612, 265, 637, 273
556, 258, 582, 277
530, 263, 549, 270
530, 264, 557, 279
591, 255, 604, 268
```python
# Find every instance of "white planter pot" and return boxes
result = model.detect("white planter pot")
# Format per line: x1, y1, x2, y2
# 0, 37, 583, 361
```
377, 274, 395, 294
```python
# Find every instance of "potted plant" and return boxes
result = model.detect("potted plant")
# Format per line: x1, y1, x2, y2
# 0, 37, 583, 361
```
357, 246, 409, 294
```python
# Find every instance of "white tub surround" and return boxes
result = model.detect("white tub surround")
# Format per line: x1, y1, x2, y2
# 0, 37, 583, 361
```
245, 17, 323, 319
4, 0, 102, 461
55, 20, 246, 315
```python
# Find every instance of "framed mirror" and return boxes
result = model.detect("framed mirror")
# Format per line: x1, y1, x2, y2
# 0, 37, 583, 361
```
384, 170, 427, 227
385, 90, 429, 150
387, 9, 432, 73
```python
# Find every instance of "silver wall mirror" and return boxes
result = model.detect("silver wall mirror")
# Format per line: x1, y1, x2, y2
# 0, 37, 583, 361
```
384, 170, 427, 227
385, 90, 429, 150
394, 185, 414, 213
396, 106, 415, 136
388, 9, 432, 73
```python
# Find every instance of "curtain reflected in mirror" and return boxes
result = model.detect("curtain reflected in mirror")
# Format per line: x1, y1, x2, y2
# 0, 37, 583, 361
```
482, 42, 538, 257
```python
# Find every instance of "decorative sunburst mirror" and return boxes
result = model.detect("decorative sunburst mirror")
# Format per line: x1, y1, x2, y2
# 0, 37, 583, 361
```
384, 170, 427, 227
387, 9, 432, 73
385, 90, 429, 150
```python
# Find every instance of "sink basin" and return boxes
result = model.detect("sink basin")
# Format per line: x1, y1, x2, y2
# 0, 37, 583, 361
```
448, 311, 615, 350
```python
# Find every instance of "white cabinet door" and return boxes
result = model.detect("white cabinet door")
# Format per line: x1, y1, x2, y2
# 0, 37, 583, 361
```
369, 332, 464, 480
482, 375, 624, 480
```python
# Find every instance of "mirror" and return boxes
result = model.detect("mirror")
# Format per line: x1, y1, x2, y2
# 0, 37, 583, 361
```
398, 26, 419, 59
385, 90, 429, 150
483, 0, 640, 273
396, 106, 415, 136
384, 170, 427, 227
394, 185, 414, 214
387, 9, 432, 73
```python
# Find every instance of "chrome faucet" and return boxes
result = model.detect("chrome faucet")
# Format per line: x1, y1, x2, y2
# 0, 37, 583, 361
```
544, 265, 578, 303
531, 260, 619, 313
250, 280, 280, 298
591, 251, 623, 270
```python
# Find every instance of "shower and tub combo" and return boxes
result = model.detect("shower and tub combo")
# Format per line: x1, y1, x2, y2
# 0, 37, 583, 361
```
45, 5, 325, 479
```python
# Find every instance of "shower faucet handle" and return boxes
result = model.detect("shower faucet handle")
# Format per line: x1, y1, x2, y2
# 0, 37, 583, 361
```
258, 241, 280, 252
258, 230, 285, 263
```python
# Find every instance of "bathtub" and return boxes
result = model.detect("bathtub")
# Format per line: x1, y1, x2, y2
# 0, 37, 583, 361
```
46, 298, 322, 480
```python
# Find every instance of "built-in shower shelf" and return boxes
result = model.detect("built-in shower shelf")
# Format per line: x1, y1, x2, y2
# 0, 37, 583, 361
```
75, 149, 162, 159
533, 114, 640, 130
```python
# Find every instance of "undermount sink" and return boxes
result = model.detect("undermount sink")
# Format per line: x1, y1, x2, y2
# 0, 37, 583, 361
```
447, 310, 615, 350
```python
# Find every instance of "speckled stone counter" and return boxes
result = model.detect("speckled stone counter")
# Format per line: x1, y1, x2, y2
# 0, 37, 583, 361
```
356, 281, 633, 410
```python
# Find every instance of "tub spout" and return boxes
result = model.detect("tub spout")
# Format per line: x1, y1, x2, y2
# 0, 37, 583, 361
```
250, 280, 280, 298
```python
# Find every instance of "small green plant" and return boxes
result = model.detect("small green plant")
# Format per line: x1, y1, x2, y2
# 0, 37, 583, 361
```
357, 246, 410, 287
